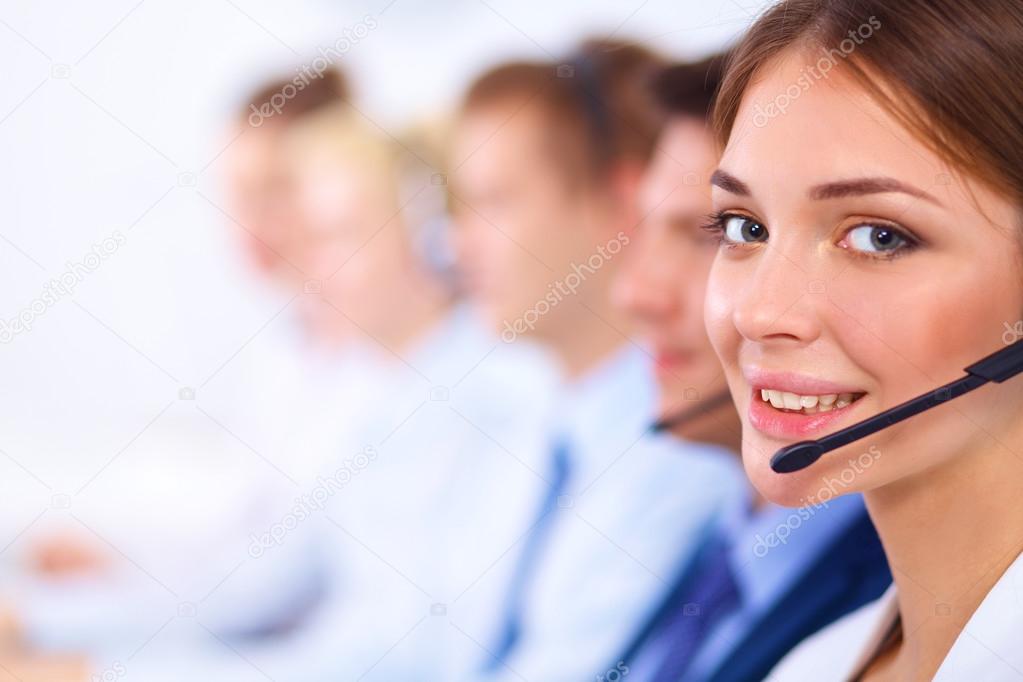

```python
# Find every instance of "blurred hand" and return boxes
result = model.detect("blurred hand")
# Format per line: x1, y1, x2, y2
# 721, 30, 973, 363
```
0, 655, 89, 682
29, 532, 109, 577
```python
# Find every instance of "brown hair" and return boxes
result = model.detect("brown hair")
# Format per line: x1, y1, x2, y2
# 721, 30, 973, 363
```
650, 52, 730, 121
240, 66, 349, 124
460, 39, 666, 187
712, 0, 1023, 207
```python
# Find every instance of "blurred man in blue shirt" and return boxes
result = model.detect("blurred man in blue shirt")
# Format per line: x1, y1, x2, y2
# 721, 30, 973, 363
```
606, 55, 891, 681
449, 40, 747, 681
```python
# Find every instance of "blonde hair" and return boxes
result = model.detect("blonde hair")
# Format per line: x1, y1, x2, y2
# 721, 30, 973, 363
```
281, 104, 456, 278
283, 104, 402, 212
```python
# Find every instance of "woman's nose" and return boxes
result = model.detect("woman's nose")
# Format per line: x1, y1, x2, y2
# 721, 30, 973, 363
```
731, 246, 823, 346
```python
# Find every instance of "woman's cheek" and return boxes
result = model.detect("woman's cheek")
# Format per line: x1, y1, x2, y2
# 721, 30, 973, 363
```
703, 265, 738, 364
829, 266, 989, 395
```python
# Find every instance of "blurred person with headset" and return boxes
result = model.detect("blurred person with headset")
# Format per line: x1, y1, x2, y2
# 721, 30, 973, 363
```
3, 66, 559, 681
605, 55, 890, 682
0, 71, 351, 669
449, 39, 747, 681
224, 102, 561, 682
87, 69, 560, 682
0, 69, 364, 662
692, 0, 1023, 679
224, 67, 352, 291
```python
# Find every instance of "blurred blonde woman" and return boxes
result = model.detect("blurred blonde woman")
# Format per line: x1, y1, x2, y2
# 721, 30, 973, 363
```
165, 97, 563, 682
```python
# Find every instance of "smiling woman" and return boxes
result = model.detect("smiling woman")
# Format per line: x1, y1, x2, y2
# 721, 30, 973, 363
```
700, 0, 1023, 680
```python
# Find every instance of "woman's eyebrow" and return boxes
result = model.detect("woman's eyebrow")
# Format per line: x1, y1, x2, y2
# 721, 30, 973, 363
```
710, 169, 751, 195
710, 171, 943, 206
808, 177, 941, 204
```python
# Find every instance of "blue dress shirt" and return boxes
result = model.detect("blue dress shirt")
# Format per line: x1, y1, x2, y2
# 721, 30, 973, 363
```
473, 345, 747, 682
621, 491, 889, 681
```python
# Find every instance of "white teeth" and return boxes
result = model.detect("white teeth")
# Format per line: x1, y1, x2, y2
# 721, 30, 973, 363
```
758, 388, 861, 414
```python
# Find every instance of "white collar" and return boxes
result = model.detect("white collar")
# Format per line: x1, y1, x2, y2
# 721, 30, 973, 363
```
852, 550, 1023, 679
935, 549, 1023, 678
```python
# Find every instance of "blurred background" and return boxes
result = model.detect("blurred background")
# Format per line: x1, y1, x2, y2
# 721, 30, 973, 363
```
0, 0, 767, 505
0, 1, 773, 678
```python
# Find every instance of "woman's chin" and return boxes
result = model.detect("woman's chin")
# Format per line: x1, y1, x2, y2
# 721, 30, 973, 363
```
743, 441, 833, 508
743, 434, 882, 507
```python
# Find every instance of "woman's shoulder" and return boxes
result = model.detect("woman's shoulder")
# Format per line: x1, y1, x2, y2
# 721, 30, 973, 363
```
935, 549, 1023, 679
765, 586, 897, 682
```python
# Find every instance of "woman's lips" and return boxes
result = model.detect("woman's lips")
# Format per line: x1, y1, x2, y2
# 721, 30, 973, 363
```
747, 386, 865, 439
742, 368, 864, 396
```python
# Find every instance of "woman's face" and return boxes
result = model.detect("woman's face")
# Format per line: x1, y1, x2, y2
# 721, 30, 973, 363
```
287, 146, 412, 332
705, 47, 1023, 506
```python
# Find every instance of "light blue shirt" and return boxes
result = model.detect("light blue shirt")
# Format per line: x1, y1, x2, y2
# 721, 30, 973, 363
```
231, 306, 566, 682
87, 307, 565, 682
473, 345, 748, 682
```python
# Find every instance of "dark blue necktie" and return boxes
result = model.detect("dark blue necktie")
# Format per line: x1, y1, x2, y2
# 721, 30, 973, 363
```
484, 438, 573, 670
646, 534, 741, 681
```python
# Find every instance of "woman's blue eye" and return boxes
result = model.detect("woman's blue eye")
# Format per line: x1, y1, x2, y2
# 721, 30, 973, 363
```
723, 215, 768, 244
845, 224, 908, 253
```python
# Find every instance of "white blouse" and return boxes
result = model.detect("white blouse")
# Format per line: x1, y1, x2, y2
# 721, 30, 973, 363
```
768, 550, 1023, 681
